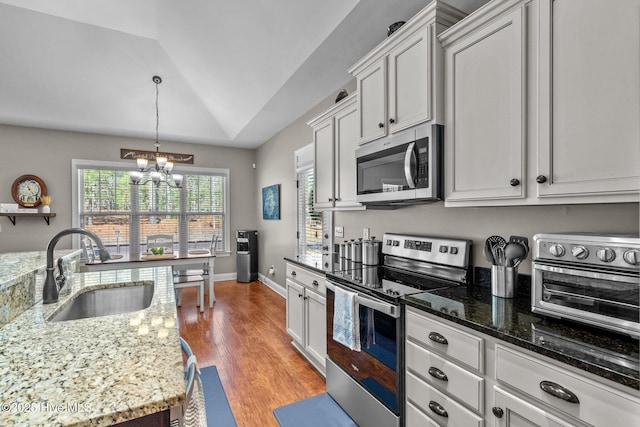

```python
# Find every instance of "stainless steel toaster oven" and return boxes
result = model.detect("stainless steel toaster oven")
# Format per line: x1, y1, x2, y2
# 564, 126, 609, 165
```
532, 233, 640, 337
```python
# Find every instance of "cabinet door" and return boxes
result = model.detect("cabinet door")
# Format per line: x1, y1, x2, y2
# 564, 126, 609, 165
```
286, 279, 305, 345
313, 118, 335, 209
537, 0, 640, 197
357, 58, 387, 144
445, 7, 526, 202
304, 289, 326, 368
388, 26, 432, 133
493, 386, 574, 427
333, 101, 361, 209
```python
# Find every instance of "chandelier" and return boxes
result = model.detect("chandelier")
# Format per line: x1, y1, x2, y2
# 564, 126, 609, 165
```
129, 76, 183, 188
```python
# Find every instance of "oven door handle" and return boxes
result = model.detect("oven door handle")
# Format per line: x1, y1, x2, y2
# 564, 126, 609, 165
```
326, 281, 400, 318
404, 142, 417, 189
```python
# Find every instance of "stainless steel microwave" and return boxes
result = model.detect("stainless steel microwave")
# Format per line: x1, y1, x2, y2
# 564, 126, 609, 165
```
355, 124, 443, 207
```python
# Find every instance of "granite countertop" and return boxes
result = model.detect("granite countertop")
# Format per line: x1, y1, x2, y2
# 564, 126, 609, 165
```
405, 284, 640, 391
284, 254, 332, 274
0, 249, 80, 292
0, 266, 185, 426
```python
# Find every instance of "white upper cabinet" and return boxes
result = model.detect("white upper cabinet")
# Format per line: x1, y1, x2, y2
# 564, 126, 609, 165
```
349, 1, 467, 145
440, 0, 640, 206
443, 6, 526, 202
537, 0, 640, 198
308, 93, 363, 211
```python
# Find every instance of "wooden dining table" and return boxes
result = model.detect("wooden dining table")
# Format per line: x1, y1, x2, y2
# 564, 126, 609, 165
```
83, 250, 216, 307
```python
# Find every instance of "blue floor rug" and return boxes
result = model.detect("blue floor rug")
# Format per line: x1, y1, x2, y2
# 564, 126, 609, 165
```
273, 393, 358, 427
200, 366, 238, 427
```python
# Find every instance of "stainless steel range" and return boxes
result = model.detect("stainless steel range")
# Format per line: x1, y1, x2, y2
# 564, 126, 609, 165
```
325, 233, 472, 427
532, 233, 640, 337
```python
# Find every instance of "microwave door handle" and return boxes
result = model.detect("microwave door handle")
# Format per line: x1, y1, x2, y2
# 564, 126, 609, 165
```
404, 142, 417, 189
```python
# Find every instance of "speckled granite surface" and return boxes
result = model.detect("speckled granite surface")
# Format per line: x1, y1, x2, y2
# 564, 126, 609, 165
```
0, 266, 185, 426
405, 283, 640, 391
284, 254, 335, 274
0, 250, 81, 327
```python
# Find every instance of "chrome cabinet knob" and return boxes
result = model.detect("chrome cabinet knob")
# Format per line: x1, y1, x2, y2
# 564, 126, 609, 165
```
623, 249, 640, 265
596, 247, 616, 263
571, 245, 589, 260
549, 243, 565, 257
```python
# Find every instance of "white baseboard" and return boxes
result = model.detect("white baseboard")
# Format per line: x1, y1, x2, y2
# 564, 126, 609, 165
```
213, 272, 237, 282
258, 273, 285, 298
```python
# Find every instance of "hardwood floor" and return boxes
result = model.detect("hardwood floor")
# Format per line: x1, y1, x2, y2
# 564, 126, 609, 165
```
177, 280, 326, 426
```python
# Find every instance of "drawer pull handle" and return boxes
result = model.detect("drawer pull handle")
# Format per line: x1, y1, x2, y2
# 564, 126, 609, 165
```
312, 280, 319, 286
539, 381, 580, 404
428, 401, 448, 418
428, 367, 448, 382
492, 407, 504, 418
291, 271, 297, 276
428, 332, 448, 345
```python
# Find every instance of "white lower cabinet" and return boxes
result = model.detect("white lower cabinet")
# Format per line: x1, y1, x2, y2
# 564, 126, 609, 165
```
493, 386, 574, 427
285, 263, 326, 374
404, 306, 640, 427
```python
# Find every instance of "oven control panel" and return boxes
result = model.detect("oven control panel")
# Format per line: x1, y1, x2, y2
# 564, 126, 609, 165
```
382, 233, 472, 268
534, 233, 640, 270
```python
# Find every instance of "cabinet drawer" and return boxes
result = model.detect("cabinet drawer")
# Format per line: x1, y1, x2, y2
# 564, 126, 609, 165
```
495, 344, 640, 426
406, 401, 440, 427
286, 263, 325, 295
406, 371, 484, 427
406, 307, 484, 371
406, 340, 484, 412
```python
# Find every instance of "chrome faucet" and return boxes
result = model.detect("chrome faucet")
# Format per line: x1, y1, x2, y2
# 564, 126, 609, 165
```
43, 228, 112, 304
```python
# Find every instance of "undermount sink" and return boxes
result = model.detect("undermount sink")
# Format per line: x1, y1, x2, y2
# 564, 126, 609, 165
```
49, 284, 154, 322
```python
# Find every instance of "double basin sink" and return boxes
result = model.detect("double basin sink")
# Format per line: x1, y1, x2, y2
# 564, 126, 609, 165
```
49, 283, 154, 322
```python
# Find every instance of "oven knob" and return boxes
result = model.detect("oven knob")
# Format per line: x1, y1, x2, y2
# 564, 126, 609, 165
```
596, 247, 616, 263
571, 245, 589, 260
549, 244, 565, 257
623, 249, 640, 265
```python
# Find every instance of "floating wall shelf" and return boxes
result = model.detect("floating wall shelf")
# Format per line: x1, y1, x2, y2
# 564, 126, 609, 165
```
0, 212, 57, 225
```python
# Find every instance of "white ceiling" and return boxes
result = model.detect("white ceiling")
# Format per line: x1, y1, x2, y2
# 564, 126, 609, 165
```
0, 0, 488, 149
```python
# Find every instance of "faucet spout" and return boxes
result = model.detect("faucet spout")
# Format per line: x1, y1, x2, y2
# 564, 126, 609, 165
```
43, 228, 112, 304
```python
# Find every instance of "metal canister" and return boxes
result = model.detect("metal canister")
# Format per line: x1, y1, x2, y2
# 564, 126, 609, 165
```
352, 239, 363, 263
344, 241, 352, 260
362, 238, 383, 265
338, 242, 347, 258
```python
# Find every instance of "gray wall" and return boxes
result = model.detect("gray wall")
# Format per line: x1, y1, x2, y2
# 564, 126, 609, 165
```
255, 81, 358, 287
0, 124, 257, 275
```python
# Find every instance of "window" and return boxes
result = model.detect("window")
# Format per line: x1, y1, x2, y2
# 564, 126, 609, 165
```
72, 160, 229, 255
295, 145, 322, 257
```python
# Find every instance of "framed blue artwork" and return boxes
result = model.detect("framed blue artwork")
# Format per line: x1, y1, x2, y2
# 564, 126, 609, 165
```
262, 184, 280, 220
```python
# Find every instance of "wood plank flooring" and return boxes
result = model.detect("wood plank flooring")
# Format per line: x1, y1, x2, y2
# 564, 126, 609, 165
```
177, 280, 326, 426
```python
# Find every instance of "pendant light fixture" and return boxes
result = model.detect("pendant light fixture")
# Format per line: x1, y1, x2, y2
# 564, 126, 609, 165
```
129, 76, 183, 188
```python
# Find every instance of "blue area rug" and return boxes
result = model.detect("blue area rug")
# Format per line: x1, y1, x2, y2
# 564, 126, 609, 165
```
273, 393, 358, 427
200, 366, 238, 427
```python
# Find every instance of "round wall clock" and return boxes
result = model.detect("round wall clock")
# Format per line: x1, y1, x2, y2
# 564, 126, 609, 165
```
12, 174, 47, 207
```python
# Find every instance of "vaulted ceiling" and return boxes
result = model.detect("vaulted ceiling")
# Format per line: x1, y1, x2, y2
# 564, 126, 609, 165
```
0, 0, 487, 149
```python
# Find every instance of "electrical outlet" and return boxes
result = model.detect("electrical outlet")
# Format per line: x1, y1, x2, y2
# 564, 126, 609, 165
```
363, 228, 370, 240
335, 226, 344, 238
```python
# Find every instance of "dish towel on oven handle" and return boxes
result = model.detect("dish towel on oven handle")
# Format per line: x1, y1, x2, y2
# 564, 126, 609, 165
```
333, 286, 361, 351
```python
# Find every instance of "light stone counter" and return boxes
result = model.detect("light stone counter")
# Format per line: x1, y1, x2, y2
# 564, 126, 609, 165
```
0, 250, 81, 327
0, 266, 185, 426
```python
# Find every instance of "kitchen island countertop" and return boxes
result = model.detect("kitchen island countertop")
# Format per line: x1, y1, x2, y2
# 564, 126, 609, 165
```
0, 266, 184, 426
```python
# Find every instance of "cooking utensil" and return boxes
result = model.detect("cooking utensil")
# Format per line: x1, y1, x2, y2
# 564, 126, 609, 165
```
484, 239, 496, 264
486, 235, 507, 265
504, 243, 526, 267
508, 235, 530, 259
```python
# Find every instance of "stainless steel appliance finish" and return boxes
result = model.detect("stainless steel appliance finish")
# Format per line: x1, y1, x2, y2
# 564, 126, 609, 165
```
532, 233, 640, 337
355, 123, 443, 207
236, 230, 258, 282
326, 233, 472, 427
